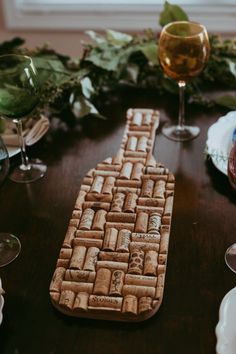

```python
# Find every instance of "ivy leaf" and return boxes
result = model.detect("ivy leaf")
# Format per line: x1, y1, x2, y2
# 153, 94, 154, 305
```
215, 94, 236, 109
139, 42, 158, 65
106, 29, 133, 47
85, 31, 106, 45
121, 63, 139, 84
159, 1, 189, 27
0, 37, 25, 54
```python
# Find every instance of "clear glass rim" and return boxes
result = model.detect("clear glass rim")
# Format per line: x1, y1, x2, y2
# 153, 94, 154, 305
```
162, 20, 207, 39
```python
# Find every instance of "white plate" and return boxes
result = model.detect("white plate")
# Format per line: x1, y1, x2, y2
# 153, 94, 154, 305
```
216, 287, 236, 354
0, 278, 4, 325
206, 111, 236, 175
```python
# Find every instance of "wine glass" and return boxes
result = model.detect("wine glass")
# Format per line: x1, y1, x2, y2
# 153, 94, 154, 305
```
0, 54, 47, 183
0, 135, 21, 267
225, 244, 236, 274
159, 21, 210, 141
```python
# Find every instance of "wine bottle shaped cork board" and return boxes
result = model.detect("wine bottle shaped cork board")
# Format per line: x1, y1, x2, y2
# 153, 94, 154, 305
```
50, 108, 175, 322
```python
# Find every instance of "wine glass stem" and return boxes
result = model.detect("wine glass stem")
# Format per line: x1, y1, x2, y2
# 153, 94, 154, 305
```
178, 81, 186, 131
15, 119, 30, 171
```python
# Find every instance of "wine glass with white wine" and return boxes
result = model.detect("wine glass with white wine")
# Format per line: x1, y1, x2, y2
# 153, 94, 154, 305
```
0, 54, 47, 183
159, 21, 210, 141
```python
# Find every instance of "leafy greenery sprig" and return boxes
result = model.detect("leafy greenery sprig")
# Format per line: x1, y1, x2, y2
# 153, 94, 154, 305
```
1, 1, 236, 128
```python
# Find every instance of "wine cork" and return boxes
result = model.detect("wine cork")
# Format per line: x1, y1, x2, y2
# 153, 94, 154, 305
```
155, 287, 164, 300
59, 290, 75, 310
122, 295, 138, 315
107, 212, 136, 224
92, 209, 107, 230
90, 176, 104, 194
162, 216, 171, 225
93, 170, 119, 177
105, 222, 134, 232
142, 112, 152, 126
131, 162, 143, 181
109, 270, 125, 296
132, 111, 142, 126
93, 268, 112, 295
86, 168, 95, 177
138, 197, 165, 208
147, 166, 168, 175
102, 228, 118, 251
102, 176, 115, 194
135, 212, 148, 233
82, 177, 93, 185
124, 151, 147, 158
80, 184, 90, 192
73, 237, 103, 249
63, 226, 76, 248
76, 230, 104, 239
75, 190, 86, 210
79, 208, 95, 230
141, 179, 154, 197
119, 162, 133, 180
126, 136, 137, 151
112, 148, 124, 165
110, 192, 125, 212
131, 233, 160, 243
56, 259, 69, 268
136, 205, 163, 215
71, 210, 81, 219
50, 267, 66, 293
164, 195, 174, 216
128, 249, 144, 275
99, 251, 129, 263
122, 285, 155, 298
113, 186, 141, 195
69, 246, 87, 270
86, 193, 112, 203
148, 213, 161, 234
82, 201, 110, 211
61, 281, 93, 294
65, 270, 96, 283
138, 297, 152, 314
115, 179, 141, 188
153, 180, 166, 199
159, 227, 169, 254
69, 219, 80, 228
96, 261, 128, 272
116, 229, 131, 252
125, 274, 157, 287
137, 136, 148, 152
157, 264, 165, 275
146, 153, 156, 167
89, 295, 122, 310
123, 157, 146, 165
130, 241, 159, 252
50, 292, 60, 303
83, 247, 100, 271
157, 274, 165, 287
143, 250, 158, 276
158, 254, 167, 265
59, 248, 72, 260
73, 292, 89, 311
97, 164, 120, 172
166, 182, 175, 190
123, 193, 138, 213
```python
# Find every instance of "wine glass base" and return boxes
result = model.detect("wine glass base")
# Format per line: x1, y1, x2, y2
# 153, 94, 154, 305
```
162, 123, 200, 142
9, 159, 47, 183
0, 233, 21, 267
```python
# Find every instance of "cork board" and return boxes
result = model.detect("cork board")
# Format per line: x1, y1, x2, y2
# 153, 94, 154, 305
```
50, 108, 175, 322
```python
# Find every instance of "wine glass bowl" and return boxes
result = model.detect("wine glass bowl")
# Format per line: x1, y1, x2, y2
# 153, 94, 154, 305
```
225, 243, 236, 273
159, 21, 210, 141
0, 54, 47, 183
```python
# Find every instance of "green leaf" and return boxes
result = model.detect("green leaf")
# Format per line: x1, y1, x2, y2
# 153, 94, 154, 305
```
159, 1, 189, 27
139, 42, 158, 65
215, 94, 236, 109
106, 30, 133, 46
85, 31, 106, 45
0, 37, 25, 54
121, 63, 139, 84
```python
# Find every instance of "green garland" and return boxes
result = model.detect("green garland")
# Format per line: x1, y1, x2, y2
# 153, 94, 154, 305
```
1, 1, 236, 128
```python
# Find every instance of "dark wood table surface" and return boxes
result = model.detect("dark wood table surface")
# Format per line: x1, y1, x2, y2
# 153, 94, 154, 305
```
0, 88, 235, 354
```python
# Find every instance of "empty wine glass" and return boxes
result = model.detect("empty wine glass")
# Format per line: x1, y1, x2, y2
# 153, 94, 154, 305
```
159, 21, 210, 141
225, 244, 236, 273
0, 135, 21, 267
0, 54, 47, 183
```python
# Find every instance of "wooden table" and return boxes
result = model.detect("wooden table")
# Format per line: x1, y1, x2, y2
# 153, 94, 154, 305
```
0, 88, 235, 354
